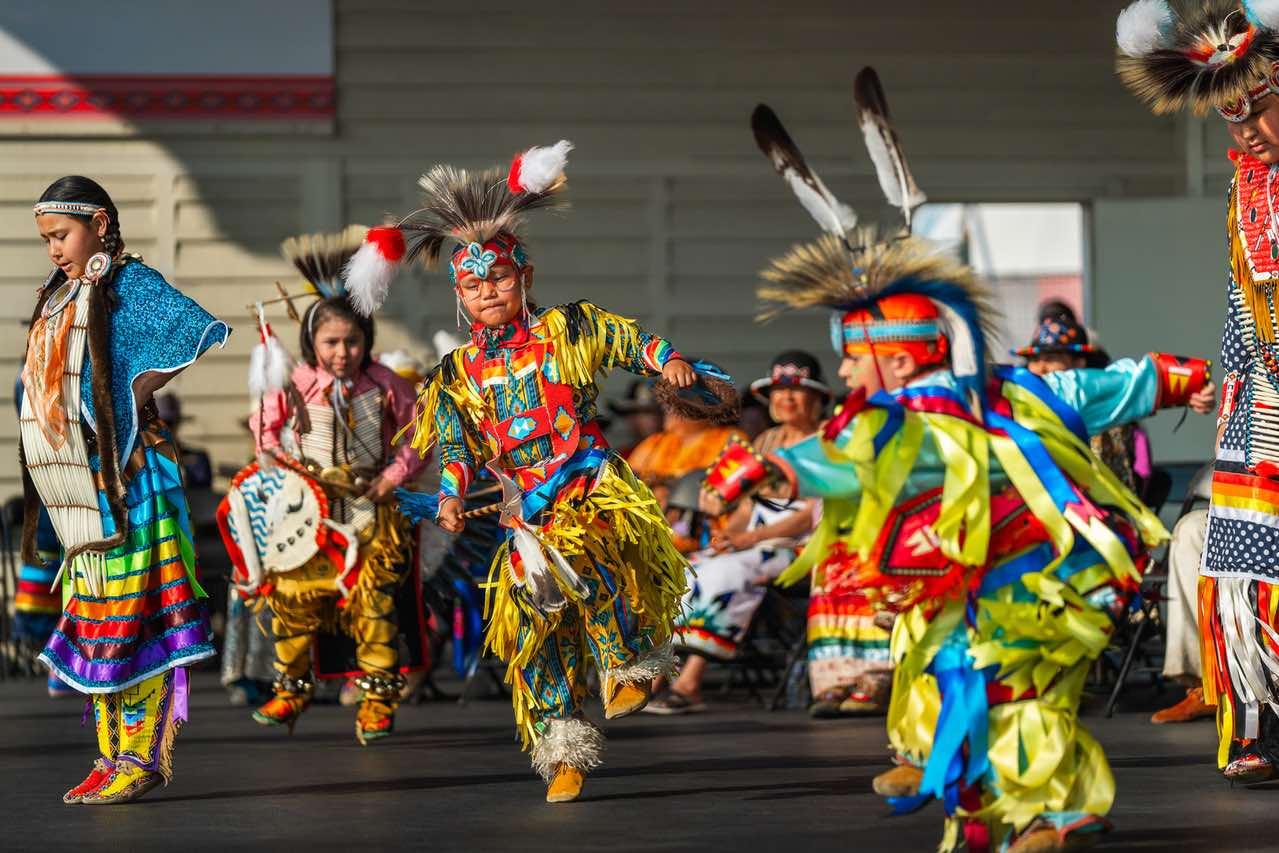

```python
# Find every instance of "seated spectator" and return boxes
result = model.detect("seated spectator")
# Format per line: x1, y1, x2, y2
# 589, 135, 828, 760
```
647, 351, 829, 714
1017, 317, 1148, 493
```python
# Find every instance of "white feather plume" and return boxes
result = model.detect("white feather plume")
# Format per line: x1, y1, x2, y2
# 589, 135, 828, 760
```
342, 239, 397, 316
1246, 0, 1279, 30
249, 302, 294, 399
515, 139, 573, 193
542, 540, 591, 601
248, 339, 268, 399
1116, 0, 1175, 57
265, 335, 293, 390
511, 522, 568, 613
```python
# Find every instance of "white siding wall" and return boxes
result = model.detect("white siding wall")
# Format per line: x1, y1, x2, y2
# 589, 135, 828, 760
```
0, 0, 1191, 494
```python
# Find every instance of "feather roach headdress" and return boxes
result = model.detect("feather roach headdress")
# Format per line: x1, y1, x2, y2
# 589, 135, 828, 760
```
1116, 0, 1279, 119
281, 224, 369, 300
342, 140, 573, 315
244, 225, 369, 397
753, 67, 997, 403
758, 231, 998, 402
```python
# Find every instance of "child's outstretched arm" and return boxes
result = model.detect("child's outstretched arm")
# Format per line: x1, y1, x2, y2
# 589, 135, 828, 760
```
572, 301, 689, 379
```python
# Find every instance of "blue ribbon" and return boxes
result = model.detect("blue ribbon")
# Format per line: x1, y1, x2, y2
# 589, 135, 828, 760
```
519, 447, 610, 519
983, 407, 1081, 518
993, 365, 1088, 444
917, 624, 991, 815
451, 577, 484, 676
868, 390, 904, 455
978, 542, 1054, 597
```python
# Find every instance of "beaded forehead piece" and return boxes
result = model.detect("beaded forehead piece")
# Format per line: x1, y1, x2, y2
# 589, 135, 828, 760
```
33, 201, 102, 217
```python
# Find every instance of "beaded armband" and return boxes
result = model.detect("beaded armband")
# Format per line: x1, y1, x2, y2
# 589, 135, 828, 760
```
1218, 371, 1241, 428
703, 436, 778, 506
1151, 353, 1211, 408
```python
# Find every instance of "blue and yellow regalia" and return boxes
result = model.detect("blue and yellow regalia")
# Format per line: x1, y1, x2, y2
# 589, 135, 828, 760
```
707, 68, 1213, 852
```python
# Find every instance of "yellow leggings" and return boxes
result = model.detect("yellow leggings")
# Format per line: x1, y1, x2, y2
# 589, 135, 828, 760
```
92, 669, 182, 781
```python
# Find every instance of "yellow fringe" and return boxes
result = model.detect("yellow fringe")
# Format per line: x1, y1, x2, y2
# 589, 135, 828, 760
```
265, 504, 411, 634
405, 302, 651, 460
484, 457, 688, 749
156, 682, 181, 785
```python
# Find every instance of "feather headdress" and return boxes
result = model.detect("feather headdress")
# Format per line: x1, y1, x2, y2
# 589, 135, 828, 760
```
342, 141, 573, 315
280, 225, 369, 299
753, 68, 996, 402
1116, 0, 1279, 117
758, 232, 999, 395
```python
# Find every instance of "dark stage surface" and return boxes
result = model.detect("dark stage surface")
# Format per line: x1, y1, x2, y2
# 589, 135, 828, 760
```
1, 672, 1275, 852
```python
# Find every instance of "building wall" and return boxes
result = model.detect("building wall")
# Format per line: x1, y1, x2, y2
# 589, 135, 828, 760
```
0, 1, 1198, 496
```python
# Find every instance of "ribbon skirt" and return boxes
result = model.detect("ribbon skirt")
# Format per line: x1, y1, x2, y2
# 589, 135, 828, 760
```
39, 435, 214, 694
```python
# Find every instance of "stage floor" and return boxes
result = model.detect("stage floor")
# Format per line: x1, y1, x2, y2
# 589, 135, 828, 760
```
0, 671, 1273, 852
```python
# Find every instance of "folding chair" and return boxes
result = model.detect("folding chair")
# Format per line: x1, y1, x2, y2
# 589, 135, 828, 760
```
1103, 462, 1212, 717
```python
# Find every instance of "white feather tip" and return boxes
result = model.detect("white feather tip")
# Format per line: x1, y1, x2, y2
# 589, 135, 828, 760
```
513, 139, 573, 194
342, 240, 397, 316
248, 335, 293, 398
1117, 0, 1175, 57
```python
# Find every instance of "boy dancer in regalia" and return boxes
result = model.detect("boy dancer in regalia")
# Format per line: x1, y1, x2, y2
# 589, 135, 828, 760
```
344, 141, 717, 802
704, 69, 1215, 851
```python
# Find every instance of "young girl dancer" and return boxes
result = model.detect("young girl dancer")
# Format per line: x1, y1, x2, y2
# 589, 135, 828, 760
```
236, 229, 425, 744
22, 176, 228, 803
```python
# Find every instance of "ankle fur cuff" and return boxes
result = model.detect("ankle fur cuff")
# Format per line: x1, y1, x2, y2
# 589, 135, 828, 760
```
530, 717, 604, 781
603, 641, 677, 693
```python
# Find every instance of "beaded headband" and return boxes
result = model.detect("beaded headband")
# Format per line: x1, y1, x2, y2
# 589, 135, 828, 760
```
33, 201, 102, 217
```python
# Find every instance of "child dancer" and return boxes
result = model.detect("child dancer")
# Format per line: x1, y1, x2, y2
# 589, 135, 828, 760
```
229, 228, 425, 744
21, 175, 228, 803
350, 141, 701, 802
